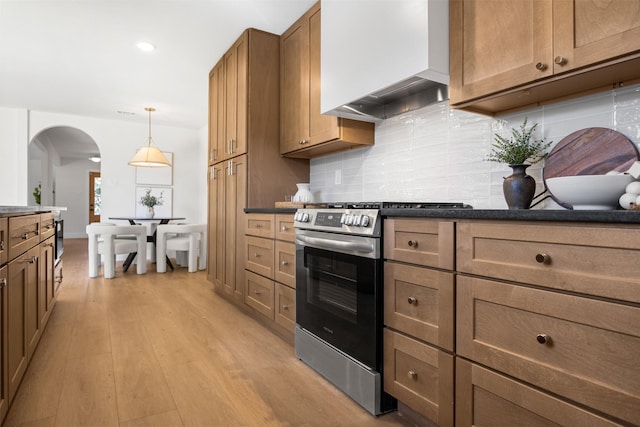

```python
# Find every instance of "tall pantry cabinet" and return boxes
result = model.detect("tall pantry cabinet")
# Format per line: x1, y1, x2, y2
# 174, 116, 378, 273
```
207, 29, 309, 302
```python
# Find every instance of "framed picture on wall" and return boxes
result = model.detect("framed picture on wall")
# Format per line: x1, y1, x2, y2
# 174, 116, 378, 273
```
135, 152, 173, 185
135, 186, 173, 218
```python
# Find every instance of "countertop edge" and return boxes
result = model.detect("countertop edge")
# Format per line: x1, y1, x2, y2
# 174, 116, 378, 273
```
0, 206, 67, 216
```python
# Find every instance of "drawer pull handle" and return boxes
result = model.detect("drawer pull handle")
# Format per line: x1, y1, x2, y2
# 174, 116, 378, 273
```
408, 297, 417, 305
535, 62, 547, 71
535, 253, 550, 264
283, 305, 289, 310
281, 226, 288, 232
536, 334, 551, 345
21, 256, 38, 264
408, 371, 417, 380
407, 240, 418, 248
0, 278, 6, 288
0, 241, 4, 250
254, 253, 260, 258
254, 224, 262, 228
281, 261, 289, 266
254, 290, 262, 295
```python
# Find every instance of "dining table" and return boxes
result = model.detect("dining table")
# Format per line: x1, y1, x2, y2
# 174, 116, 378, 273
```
109, 217, 186, 272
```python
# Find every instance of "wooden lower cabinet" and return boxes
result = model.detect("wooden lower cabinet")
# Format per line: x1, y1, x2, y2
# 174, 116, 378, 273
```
274, 283, 295, 331
383, 329, 454, 426
456, 358, 623, 427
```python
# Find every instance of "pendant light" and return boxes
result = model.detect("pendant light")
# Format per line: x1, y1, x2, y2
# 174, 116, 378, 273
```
128, 107, 171, 167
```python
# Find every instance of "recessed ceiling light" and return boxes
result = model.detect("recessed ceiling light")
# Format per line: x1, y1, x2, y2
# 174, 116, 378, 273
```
137, 41, 156, 52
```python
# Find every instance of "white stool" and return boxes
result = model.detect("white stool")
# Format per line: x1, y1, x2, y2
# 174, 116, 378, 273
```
156, 224, 207, 273
86, 224, 147, 278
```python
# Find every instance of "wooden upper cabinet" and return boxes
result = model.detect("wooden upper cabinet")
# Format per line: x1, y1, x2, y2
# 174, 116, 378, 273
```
449, 0, 553, 103
280, 1, 374, 159
450, 0, 640, 114
208, 31, 249, 165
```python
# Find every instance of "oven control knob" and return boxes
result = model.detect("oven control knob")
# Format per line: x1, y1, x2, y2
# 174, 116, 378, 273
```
302, 213, 310, 222
361, 215, 370, 227
345, 215, 354, 225
340, 214, 347, 224
353, 215, 361, 226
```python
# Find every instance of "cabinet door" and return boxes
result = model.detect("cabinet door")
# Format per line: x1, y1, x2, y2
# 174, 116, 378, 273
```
553, 0, 640, 73
308, 4, 339, 145
223, 34, 248, 159
449, 0, 553, 104
245, 271, 275, 320
24, 246, 40, 362
0, 266, 7, 422
245, 236, 274, 279
275, 283, 295, 332
208, 165, 225, 289
224, 156, 247, 301
39, 237, 55, 329
208, 61, 224, 165
280, 11, 309, 154
0, 218, 6, 266
7, 253, 29, 402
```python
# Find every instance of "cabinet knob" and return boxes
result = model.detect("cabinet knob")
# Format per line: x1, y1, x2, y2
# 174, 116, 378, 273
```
407, 240, 418, 248
254, 224, 262, 228
281, 226, 288, 232
408, 297, 417, 305
254, 253, 260, 258
0, 241, 4, 250
0, 278, 6, 288
281, 261, 289, 266
536, 334, 551, 345
408, 370, 418, 380
254, 290, 262, 295
283, 304, 289, 310
554, 56, 567, 66
535, 62, 547, 71
299, 139, 308, 145
535, 253, 550, 264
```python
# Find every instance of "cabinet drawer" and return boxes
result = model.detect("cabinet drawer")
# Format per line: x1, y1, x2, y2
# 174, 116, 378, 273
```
245, 213, 275, 238
457, 276, 640, 425
8, 215, 40, 260
384, 262, 454, 351
275, 283, 295, 332
275, 241, 295, 288
0, 218, 7, 265
39, 213, 55, 241
275, 214, 295, 242
457, 220, 640, 303
383, 328, 454, 426
456, 358, 623, 427
245, 271, 274, 320
245, 236, 274, 279
383, 218, 454, 269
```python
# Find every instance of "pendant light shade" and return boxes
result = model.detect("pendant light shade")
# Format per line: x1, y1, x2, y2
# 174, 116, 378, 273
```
128, 107, 171, 167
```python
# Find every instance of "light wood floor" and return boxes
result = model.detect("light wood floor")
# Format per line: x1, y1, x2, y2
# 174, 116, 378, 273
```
3, 239, 419, 427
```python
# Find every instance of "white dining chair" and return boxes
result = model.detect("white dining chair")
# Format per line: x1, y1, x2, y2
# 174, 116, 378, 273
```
155, 224, 207, 273
86, 223, 147, 278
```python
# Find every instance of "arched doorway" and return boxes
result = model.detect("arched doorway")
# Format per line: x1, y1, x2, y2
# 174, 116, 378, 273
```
28, 126, 101, 237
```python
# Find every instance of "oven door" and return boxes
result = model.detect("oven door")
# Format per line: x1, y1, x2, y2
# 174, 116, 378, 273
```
295, 229, 382, 370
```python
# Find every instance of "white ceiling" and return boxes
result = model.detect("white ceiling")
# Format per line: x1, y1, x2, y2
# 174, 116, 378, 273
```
0, 0, 316, 131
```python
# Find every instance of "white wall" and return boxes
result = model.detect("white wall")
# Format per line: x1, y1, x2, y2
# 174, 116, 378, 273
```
310, 82, 640, 209
0, 107, 208, 238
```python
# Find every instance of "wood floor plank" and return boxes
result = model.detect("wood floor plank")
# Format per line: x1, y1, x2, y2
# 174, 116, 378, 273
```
118, 410, 184, 427
54, 353, 119, 427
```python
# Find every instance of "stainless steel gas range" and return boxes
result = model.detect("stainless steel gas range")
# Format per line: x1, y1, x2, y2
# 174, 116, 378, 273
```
293, 202, 471, 415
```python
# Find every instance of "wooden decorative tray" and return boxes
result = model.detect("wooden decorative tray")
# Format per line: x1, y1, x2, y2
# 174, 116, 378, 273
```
274, 201, 324, 209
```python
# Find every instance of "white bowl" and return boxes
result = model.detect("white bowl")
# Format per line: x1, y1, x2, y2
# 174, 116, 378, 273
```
545, 174, 634, 210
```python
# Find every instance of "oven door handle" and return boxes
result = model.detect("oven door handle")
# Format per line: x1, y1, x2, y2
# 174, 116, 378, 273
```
296, 235, 375, 254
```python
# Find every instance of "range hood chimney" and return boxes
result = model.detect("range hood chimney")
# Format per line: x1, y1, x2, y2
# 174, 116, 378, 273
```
321, 0, 449, 122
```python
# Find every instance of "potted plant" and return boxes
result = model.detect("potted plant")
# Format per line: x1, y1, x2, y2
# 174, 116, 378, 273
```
139, 188, 163, 218
487, 118, 552, 209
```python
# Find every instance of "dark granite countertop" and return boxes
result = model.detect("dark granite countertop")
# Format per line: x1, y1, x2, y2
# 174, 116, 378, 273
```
381, 208, 640, 223
246, 206, 640, 224
0, 206, 67, 217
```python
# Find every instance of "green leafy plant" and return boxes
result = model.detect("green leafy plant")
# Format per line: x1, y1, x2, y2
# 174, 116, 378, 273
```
139, 188, 164, 208
33, 183, 41, 205
486, 118, 552, 165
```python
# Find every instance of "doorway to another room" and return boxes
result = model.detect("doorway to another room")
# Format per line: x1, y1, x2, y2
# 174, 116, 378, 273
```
89, 171, 101, 223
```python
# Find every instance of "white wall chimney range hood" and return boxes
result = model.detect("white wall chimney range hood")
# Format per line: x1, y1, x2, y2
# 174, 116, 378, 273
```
321, 0, 449, 122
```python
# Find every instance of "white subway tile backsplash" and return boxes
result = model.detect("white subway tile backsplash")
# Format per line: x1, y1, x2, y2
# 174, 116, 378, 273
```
310, 82, 640, 208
